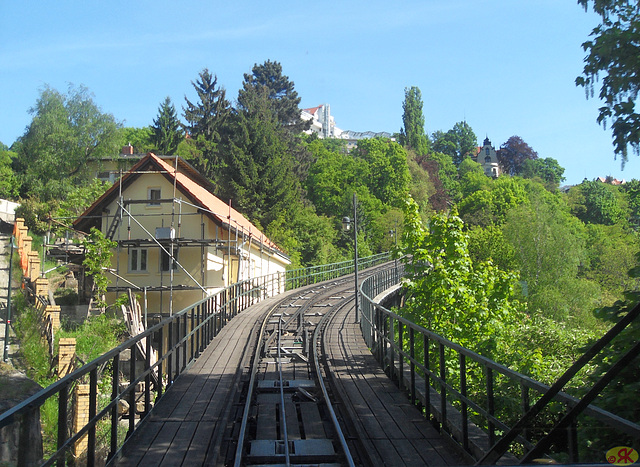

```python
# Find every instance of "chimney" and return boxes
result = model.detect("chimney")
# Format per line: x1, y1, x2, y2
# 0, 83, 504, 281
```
122, 143, 134, 155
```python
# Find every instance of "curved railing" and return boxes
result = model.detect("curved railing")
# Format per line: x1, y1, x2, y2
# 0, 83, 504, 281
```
0, 252, 390, 466
359, 267, 640, 464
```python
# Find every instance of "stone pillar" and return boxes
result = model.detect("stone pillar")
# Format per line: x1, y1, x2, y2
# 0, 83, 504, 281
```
45, 305, 61, 331
58, 338, 76, 379
72, 384, 90, 459
34, 277, 49, 298
27, 251, 40, 282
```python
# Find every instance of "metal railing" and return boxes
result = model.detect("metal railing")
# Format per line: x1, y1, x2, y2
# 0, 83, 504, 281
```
0, 252, 390, 466
360, 268, 640, 464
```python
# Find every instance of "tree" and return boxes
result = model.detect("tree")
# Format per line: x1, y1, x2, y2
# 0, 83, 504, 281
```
183, 69, 230, 179
399, 86, 429, 155
576, 0, 640, 167
151, 96, 183, 155
503, 190, 598, 322
219, 85, 301, 229
497, 135, 538, 176
82, 227, 117, 309
431, 122, 478, 167
14, 85, 121, 200
351, 138, 411, 207
238, 60, 309, 132
118, 127, 153, 154
401, 197, 522, 357
238, 60, 312, 181
0, 146, 19, 199
568, 179, 626, 225
521, 157, 566, 188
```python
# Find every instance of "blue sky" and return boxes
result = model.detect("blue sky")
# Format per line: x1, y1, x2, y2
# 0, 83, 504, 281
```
1, 1, 638, 186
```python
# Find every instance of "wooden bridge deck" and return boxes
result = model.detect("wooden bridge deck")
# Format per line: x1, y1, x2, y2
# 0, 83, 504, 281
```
115, 288, 466, 466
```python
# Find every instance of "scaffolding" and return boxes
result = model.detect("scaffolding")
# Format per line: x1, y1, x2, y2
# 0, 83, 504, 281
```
73, 154, 288, 316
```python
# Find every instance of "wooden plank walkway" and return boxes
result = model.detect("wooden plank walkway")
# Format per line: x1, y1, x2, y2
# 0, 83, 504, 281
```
114, 294, 279, 466
115, 284, 467, 466
325, 302, 468, 466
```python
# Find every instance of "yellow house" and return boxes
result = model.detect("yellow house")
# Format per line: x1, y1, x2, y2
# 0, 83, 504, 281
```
73, 153, 291, 315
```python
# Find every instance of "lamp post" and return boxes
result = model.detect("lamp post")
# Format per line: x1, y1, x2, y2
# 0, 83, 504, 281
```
342, 193, 359, 323
389, 219, 398, 273
3, 235, 17, 362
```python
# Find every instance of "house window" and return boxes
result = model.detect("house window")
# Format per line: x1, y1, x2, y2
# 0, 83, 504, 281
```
129, 248, 148, 272
148, 188, 161, 206
161, 248, 179, 272
485, 155, 492, 163
485, 147, 490, 155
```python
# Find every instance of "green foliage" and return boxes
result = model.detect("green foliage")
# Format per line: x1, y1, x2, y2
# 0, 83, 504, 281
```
14, 198, 60, 234
401, 197, 523, 357
582, 223, 640, 304
432, 121, 478, 167
151, 96, 183, 155
350, 138, 411, 207
117, 126, 154, 154
55, 179, 111, 226
520, 157, 566, 188
503, 190, 599, 322
399, 86, 429, 155
621, 179, 640, 229
14, 84, 121, 201
238, 60, 309, 134
219, 85, 302, 229
0, 147, 20, 199
183, 68, 230, 179
577, 0, 640, 166
83, 227, 117, 308
458, 176, 528, 227
568, 179, 626, 225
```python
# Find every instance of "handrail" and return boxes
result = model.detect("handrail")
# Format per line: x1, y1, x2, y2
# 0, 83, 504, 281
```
0, 252, 391, 466
359, 268, 640, 464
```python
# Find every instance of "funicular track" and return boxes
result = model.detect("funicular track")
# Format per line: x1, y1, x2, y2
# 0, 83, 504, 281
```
220, 268, 388, 466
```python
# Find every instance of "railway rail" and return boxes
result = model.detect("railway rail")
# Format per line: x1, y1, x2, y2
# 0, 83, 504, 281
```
219, 268, 388, 466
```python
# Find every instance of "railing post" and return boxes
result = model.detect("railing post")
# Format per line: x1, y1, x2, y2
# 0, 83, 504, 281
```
486, 366, 495, 447
128, 344, 136, 436
439, 343, 447, 433
88, 369, 98, 466
57, 383, 69, 467
145, 335, 151, 416
389, 318, 395, 382
157, 326, 164, 398
109, 352, 120, 461
410, 327, 416, 406
398, 321, 404, 391
460, 354, 468, 452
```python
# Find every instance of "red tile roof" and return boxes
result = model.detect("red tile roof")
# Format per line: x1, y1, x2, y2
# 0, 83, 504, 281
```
74, 153, 286, 256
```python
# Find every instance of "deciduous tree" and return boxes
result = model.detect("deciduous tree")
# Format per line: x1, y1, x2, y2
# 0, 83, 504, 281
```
577, 0, 640, 167
399, 86, 429, 156
497, 135, 538, 176
14, 85, 121, 201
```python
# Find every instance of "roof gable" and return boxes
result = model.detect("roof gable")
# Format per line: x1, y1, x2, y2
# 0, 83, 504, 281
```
74, 153, 285, 255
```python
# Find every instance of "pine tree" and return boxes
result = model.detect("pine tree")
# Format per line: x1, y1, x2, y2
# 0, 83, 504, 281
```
151, 96, 182, 155
183, 69, 230, 178
238, 60, 312, 182
220, 85, 301, 229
